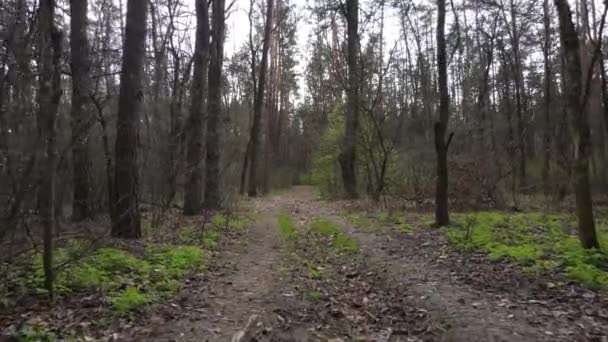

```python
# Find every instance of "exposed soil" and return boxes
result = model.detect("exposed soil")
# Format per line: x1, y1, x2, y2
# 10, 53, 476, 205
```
4, 186, 608, 341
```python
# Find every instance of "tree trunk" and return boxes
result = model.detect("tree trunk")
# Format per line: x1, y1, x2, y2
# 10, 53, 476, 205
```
38, 0, 63, 298
434, 0, 451, 226
542, 0, 553, 197
184, 0, 210, 215
247, 0, 274, 197
554, 0, 599, 249
112, 0, 148, 238
69, 0, 94, 222
204, 0, 226, 209
339, 0, 360, 198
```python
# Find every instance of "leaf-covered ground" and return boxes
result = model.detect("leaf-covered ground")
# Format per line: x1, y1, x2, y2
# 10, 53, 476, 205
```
3, 186, 608, 341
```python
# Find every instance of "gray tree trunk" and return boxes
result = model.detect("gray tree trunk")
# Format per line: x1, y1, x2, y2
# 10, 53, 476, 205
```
69, 0, 94, 221
204, 0, 226, 209
554, 0, 599, 249
339, 0, 360, 198
112, 0, 148, 238
184, 0, 210, 215
247, 0, 274, 197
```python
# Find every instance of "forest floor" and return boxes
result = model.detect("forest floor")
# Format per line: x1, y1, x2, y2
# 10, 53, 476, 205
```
3, 186, 608, 341
119, 186, 608, 341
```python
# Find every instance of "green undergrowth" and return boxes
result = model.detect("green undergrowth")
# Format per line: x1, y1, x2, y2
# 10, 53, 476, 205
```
1, 212, 254, 316
444, 212, 608, 290
278, 212, 297, 241
310, 218, 358, 254
3, 245, 205, 316
345, 210, 429, 234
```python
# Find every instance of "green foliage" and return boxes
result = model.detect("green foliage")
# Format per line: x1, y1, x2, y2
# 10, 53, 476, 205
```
308, 103, 345, 198
16, 325, 57, 342
278, 212, 297, 241
397, 223, 413, 234
110, 286, 152, 315
310, 219, 358, 254
304, 290, 322, 302
346, 210, 421, 235
210, 213, 251, 230
444, 212, 608, 289
2, 243, 207, 316
301, 259, 322, 279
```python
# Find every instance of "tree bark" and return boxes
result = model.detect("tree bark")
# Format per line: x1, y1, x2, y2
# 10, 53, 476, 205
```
112, 0, 148, 239
69, 0, 94, 221
247, 0, 274, 197
554, 0, 599, 249
339, 0, 360, 198
184, 0, 210, 215
204, 0, 226, 209
38, 0, 63, 298
542, 0, 553, 196
434, 0, 451, 226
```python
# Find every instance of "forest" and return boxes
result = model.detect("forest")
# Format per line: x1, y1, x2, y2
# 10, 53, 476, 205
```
1, 0, 608, 340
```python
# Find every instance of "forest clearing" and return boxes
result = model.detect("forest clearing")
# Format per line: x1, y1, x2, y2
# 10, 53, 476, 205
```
2, 0, 608, 340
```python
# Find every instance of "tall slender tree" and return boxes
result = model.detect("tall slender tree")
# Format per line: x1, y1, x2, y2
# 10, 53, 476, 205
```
339, 0, 360, 198
69, 0, 94, 221
204, 0, 226, 209
113, 0, 148, 238
247, 0, 274, 197
554, 0, 599, 249
38, 0, 63, 298
435, 0, 452, 226
184, 0, 210, 215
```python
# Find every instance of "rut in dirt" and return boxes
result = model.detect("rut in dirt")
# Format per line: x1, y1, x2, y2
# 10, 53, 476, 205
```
121, 198, 287, 341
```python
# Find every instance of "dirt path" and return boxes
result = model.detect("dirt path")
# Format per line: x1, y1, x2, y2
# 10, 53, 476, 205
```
122, 186, 607, 341
279, 186, 607, 341
122, 197, 286, 341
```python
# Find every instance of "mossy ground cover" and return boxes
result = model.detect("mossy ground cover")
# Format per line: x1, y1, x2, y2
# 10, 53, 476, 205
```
444, 211, 608, 290
1, 212, 252, 322
345, 210, 430, 234
310, 218, 358, 254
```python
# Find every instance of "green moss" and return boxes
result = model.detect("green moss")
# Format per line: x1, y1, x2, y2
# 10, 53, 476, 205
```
310, 219, 358, 254
566, 263, 608, 290
304, 290, 322, 302
278, 212, 296, 241
211, 213, 252, 230
397, 223, 413, 234
16, 325, 57, 342
110, 286, 152, 315
2, 242, 208, 317
443, 211, 608, 289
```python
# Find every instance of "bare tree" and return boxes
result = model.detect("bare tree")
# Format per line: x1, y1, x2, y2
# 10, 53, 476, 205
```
554, 0, 599, 249
184, 0, 210, 215
339, 0, 360, 198
247, 0, 274, 197
69, 0, 94, 221
204, 0, 226, 209
37, 0, 63, 297
434, 0, 452, 226
112, 0, 148, 238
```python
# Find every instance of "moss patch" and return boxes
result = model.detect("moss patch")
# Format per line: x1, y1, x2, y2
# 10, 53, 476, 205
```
310, 219, 358, 254
278, 212, 297, 241
444, 211, 608, 289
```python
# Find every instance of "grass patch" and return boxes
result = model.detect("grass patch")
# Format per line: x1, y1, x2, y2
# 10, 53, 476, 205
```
2, 244, 206, 316
16, 325, 58, 342
444, 211, 608, 289
345, 210, 424, 235
304, 290, 322, 302
110, 286, 153, 315
310, 219, 358, 254
278, 212, 297, 241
